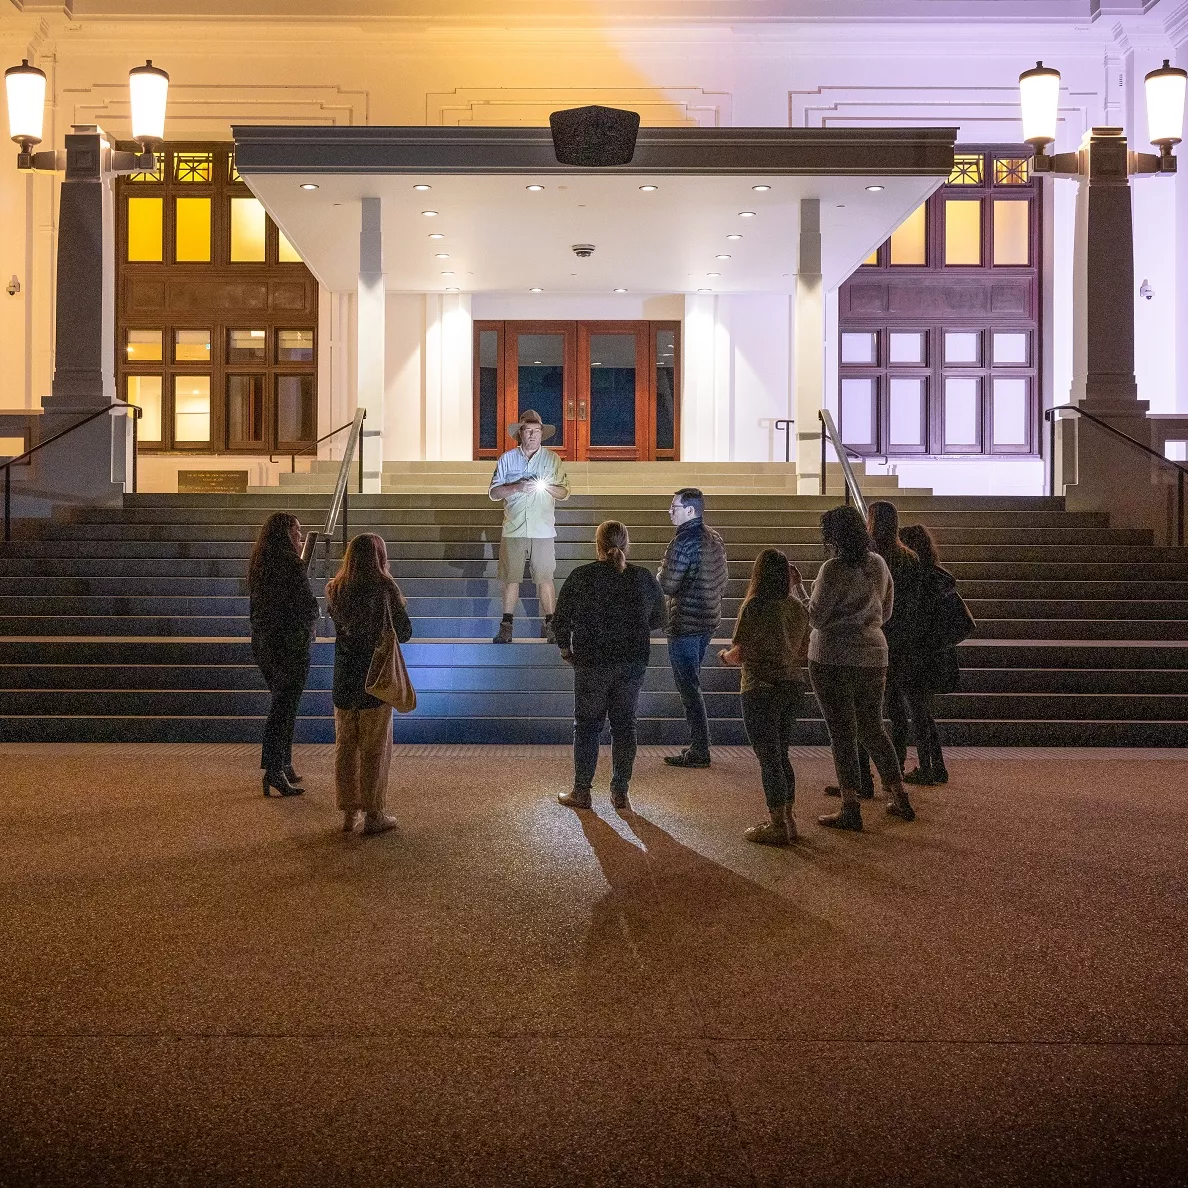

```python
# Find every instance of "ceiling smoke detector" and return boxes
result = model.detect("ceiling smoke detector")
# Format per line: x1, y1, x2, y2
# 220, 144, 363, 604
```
571, 243, 596, 258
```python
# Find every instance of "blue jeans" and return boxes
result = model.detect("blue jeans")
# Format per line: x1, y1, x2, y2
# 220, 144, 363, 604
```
667, 632, 713, 759
573, 661, 647, 792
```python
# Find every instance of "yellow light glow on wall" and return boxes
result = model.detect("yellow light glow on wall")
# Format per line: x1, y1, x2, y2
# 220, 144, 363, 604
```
862, 249, 878, 266
889, 204, 927, 266
175, 197, 211, 262
945, 199, 982, 265
127, 197, 163, 262
127, 375, 163, 441
993, 200, 1030, 265
277, 229, 302, 263
230, 198, 266, 262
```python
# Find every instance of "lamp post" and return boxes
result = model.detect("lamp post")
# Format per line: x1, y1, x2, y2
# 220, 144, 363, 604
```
3, 58, 168, 504
1019, 59, 1187, 529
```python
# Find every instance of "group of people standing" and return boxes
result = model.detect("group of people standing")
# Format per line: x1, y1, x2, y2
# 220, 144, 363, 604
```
247, 405, 966, 845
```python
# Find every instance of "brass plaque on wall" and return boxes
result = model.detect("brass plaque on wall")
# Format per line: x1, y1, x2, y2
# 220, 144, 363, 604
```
177, 470, 249, 494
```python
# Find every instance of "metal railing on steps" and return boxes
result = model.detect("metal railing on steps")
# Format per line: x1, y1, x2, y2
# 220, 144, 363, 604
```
1046, 404, 1188, 547
299, 407, 365, 573
2, 402, 142, 543
270, 415, 366, 486
817, 409, 867, 518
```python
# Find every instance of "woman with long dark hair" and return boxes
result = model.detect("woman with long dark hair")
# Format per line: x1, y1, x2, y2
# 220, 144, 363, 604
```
326, 533, 412, 835
552, 520, 665, 813
792, 505, 915, 830
248, 512, 319, 797
898, 524, 959, 785
719, 547, 810, 846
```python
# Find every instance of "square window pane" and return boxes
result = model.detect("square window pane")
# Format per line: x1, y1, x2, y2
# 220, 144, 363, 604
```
277, 230, 302, 263
888, 378, 924, 447
174, 376, 211, 442
889, 204, 927, 266
126, 197, 163, 262
945, 331, 981, 365
125, 329, 162, 362
840, 378, 875, 447
228, 329, 266, 362
993, 378, 1030, 446
993, 200, 1030, 265
277, 329, 314, 362
277, 375, 316, 443
948, 154, 984, 185
174, 152, 214, 183
655, 328, 676, 452
841, 332, 876, 365
944, 377, 982, 449
175, 197, 211, 262
174, 329, 211, 362
945, 199, 982, 265
861, 248, 878, 267
126, 375, 162, 442
993, 332, 1029, 365
889, 332, 925, 365
227, 375, 265, 445
230, 198, 267, 262
994, 157, 1030, 185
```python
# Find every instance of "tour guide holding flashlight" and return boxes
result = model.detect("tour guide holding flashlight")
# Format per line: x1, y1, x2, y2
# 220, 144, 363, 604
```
488, 409, 570, 644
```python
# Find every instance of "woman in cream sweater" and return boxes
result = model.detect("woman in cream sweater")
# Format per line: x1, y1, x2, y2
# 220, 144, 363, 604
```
792, 505, 915, 831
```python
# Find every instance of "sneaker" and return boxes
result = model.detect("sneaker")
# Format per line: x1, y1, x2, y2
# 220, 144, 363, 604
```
609, 785, 631, 812
886, 791, 916, 822
558, 788, 592, 810
342, 810, 361, 833
663, 749, 710, 769
744, 820, 791, 846
493, 619, 513, 644
818, 803, 863, 831
363, 813, 399, 835
541, 619, 557, 645
824, 784, 874, 800
902, 767, 932, 786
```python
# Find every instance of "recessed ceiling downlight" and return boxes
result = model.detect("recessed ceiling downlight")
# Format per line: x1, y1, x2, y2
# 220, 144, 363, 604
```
738, 211, 756, 218
429, 233, 444, 239
526, 184, 545, 191
639, 185, 658, 192
300, 183, 318, 190
529, 287, 543, 293
752, 184, 771, 192
726, 234, 742, 240
613, 288, 628, 293
421, 210, 439, 217
413, 184, 431, 191
715, 254, 731, 260
865, 185, 885, 192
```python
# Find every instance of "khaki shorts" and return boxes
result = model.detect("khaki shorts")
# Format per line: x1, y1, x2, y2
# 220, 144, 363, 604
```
498, 535, 557, 585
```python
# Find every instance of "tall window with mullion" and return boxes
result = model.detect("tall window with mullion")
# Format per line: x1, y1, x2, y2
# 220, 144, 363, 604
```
842, 146, 1040, 457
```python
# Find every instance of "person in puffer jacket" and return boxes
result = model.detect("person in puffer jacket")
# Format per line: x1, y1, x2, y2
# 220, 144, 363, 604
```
658, 487, 729, 767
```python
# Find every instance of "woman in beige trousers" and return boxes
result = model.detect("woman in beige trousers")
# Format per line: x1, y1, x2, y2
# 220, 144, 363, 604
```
325, 533, 412, 835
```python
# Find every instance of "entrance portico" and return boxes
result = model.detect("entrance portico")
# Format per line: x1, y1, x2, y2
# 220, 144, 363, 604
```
235, 124, 955, 492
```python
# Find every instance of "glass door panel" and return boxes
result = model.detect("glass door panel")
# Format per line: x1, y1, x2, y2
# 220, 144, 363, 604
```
654, 327, 677, 456
515, 331, 569, 453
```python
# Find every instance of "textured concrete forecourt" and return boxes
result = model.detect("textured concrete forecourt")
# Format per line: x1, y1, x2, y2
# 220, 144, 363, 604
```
2, 741, 1186, 1188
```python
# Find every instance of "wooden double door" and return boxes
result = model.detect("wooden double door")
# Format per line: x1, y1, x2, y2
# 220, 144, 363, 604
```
474, 320, 679, 462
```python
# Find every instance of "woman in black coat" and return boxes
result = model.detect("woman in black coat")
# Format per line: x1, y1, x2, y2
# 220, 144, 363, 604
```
248, 512, 319, 796
898, 524, 962, 785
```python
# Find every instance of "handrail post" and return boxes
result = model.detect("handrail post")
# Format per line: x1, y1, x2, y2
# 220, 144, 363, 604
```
819, 418, 826, 497
291, 453, 295, 474
131, 413, 139, 495
341, 487, 349, 551
358, 431, 364, 494
1048, 411, 1057, 498
1179, 471, 1185, 549
3, 466, 9, 544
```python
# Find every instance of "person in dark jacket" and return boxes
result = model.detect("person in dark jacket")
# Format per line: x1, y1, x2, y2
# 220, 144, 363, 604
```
248, 512, 319, 797
554, 520, 665, 812
898, 523, 959, 785
658, 487, 729, 768
326, 533, 413, 835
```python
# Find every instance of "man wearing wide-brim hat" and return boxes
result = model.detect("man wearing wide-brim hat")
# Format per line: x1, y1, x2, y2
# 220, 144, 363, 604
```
488, 410, 571, 644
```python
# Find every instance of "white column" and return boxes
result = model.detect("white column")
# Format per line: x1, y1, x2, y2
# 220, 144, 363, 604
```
357, 196, 385, 492
794, 198, 825, 493
423, 292, 474, 459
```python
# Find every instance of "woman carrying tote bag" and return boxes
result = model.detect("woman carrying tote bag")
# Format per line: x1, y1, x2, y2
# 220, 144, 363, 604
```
326, 533, 413, 836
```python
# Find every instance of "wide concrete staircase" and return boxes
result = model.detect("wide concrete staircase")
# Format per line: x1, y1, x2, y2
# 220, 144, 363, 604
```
1, 490, 1186, 745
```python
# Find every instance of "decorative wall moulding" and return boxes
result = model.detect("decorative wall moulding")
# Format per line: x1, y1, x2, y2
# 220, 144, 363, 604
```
64, 83, 369, 138
426, 87, 730, 129
791, 84, 1092, 146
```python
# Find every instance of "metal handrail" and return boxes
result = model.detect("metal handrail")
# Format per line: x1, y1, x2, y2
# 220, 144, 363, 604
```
1046, 404, 1187, 547
2, 401, 142, 543
817, 409, 867, 518
299, 406, 366, 571
774, 418, 793, 463
270, 417, 364, 492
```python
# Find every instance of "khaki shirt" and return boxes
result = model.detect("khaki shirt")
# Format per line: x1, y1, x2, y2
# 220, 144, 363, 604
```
488, 445, 570, 539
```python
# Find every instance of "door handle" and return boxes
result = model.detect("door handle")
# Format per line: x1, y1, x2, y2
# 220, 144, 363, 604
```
578, 400, 587, 421
566, 399, 576, 420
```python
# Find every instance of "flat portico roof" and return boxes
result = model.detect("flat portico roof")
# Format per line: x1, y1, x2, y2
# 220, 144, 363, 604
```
233, 124, 957, 295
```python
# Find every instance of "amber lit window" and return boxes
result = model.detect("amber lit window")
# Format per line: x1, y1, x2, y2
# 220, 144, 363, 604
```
948, 153, 984, 185
117, 143, 318, 456
838, 144, 1040, 458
